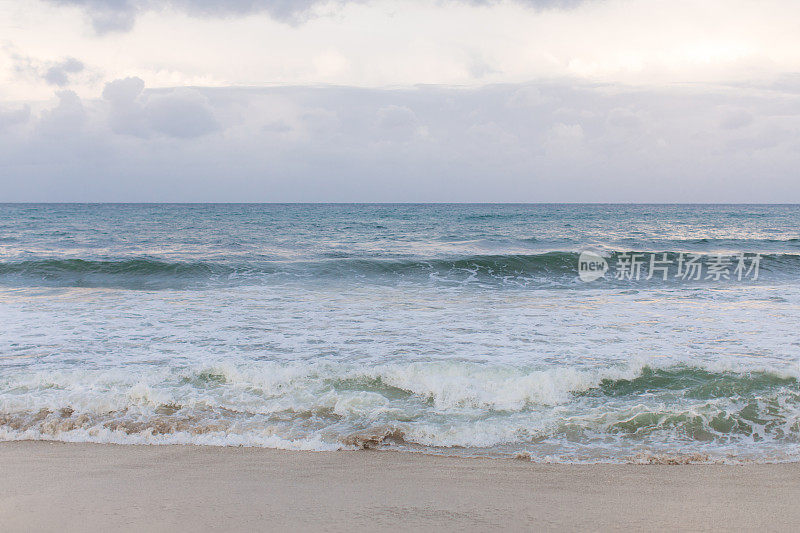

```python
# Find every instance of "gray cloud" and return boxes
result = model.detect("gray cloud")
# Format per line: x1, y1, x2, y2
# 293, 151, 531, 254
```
47, 0, 138, 33
102, 77, 219, 138
606, 107, 643, 130
0, 105, 31, 131
103, 76, 148, 135
168, 0, 336, 21
468, 0, 584, 7
47, 0, 350, 32
9, 49, 88, 89
43, 57, 85, 87
720, 109, 755, 130
145, 89, 220, 138
102, 76, 146, 104
46, 0, 587, 33
3, 81, 799, 201
37, 90, 86, 136
375, 105, 420, 141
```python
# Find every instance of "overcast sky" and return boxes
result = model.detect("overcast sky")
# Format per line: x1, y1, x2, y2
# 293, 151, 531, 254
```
1, 0, 799, 202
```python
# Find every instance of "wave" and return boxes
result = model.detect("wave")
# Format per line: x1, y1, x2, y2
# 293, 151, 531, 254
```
0, 258, 249, 289
0, 251, 797, 289
2, 363, 800, 461
0, 258, 231, 276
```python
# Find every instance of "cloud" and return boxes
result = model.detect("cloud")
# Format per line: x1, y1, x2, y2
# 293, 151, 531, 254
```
168, 0, 339, 22
720, 109, 754, 130
15, 0, 800, 92
101, 77, 219, 138
544, 122, 584, 154
471, 0, 584, 7
46, 0, 586, 33
3, 81, 800, 201
6, 49, 88, 93
375, 105, 421, 141
0, 105, 31, 132
507, 87, 553, 108
43, 58, 85, 87
38, 90, 86, 136
102, 76, 146, 104
606, 107, 642, 129
47, 0, 138, 33
102, 76, 148, 135
46, 0, 350, 32
145, 89, 220, 138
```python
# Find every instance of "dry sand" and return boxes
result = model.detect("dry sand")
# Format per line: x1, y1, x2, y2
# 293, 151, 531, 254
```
1, 441, 799, 532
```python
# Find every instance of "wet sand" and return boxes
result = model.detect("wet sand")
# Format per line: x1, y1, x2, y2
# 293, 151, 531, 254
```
1, 441, 799, 532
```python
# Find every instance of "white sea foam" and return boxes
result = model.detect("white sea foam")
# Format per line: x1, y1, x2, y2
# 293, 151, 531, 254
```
3, 353, 800, 462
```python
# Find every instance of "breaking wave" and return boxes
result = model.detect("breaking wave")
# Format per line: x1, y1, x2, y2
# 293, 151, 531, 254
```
3, 362, 800, 462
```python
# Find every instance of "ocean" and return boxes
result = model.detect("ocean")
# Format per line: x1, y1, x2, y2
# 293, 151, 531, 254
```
1, 203, 799, 462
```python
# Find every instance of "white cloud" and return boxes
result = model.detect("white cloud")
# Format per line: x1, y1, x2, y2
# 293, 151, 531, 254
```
4, 0, 800, 100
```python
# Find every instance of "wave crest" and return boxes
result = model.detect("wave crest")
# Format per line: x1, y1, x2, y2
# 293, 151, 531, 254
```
0, 251, 796, 289
3, 363, 800, 461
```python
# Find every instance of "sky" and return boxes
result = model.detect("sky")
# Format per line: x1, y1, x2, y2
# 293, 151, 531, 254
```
1, 0, 799, 202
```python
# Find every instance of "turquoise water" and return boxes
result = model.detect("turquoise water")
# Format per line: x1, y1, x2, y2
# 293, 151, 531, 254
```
1, 204, 799, 462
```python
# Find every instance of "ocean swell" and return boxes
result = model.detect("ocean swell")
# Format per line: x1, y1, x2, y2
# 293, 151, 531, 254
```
0, 251, 796, 289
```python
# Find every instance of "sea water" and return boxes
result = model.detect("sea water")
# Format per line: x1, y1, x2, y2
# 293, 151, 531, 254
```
1, 203, 799, 462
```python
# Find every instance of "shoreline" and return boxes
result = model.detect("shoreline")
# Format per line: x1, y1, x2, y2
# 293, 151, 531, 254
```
3, 441, 800, 531
0, 436, 793, 465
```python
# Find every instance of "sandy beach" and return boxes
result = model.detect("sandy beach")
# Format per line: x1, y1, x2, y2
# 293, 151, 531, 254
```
0, 442, 798, 532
